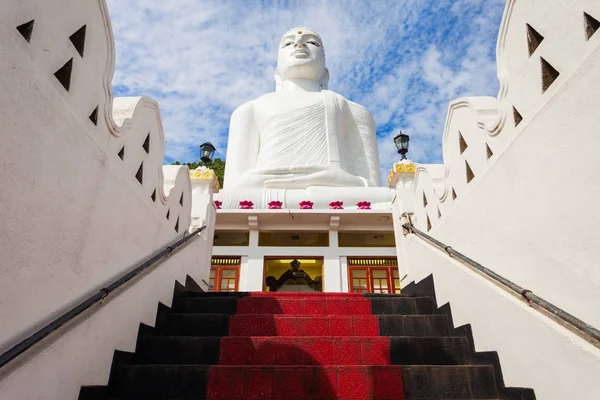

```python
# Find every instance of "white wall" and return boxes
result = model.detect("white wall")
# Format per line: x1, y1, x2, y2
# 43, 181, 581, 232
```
0, 233, 214, 400
392, 1, 600, 397
400, 236, 600, 400
407, 0, 600, 327
0, 0, 192, 357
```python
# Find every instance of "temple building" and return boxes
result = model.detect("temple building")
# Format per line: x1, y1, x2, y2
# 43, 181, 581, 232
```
193, 27, 406, 294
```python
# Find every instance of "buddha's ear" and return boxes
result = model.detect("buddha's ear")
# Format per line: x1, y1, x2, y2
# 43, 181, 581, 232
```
274, 68, 283, 92
320, 68, 330, 90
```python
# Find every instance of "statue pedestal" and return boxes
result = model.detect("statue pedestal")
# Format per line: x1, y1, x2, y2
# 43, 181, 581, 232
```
214, 186, 395, 209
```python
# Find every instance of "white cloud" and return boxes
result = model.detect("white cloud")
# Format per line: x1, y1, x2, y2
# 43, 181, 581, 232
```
106, 0, 505, 184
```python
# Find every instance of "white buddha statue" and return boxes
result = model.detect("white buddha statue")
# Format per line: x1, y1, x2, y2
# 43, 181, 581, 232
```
217, 27, 394, 209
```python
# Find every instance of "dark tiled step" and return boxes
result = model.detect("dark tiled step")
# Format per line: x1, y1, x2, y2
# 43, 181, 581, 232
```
390, 336, 470, 365
236, 296, 372, 315
501, 387, 537, 400
229, 315, 379, 336
134, 336, 221, 365
112, 364, 209, 400
157, 313, 229, 336
171, 297, 239, 314
177, 291, 250, 298
112, 365, 404, 400
250, 292, 366, 297
219, 336, 471, 366
109, 365, 498, 400
219, 336, 391, 365
378, 315, 450, 336
402, 365, 499, 399
156, 314, 450, 337
368, 296, 438, 315
132, 335, 471, 367
78, 386, 109, 400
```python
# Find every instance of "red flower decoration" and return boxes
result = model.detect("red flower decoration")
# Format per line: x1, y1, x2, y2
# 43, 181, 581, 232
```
299, 201, 314, 209
329, 201, 344, 209
357, 201, 371, 210
239, 200, 254, 209
268, 201, 283, 209
214, 200, 222, 209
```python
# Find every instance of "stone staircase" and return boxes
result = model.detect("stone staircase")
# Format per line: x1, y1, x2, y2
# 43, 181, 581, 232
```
79, 275, 535, 399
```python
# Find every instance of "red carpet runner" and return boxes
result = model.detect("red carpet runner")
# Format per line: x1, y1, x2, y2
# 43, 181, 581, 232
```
206, 292, 404, 400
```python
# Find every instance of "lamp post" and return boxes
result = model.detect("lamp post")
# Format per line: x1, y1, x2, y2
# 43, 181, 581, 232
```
393, 132, 409, 160
199, 142, 216, 164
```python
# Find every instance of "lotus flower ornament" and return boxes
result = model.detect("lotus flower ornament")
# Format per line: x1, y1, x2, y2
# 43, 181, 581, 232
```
239, 200, 254, 209
357, 201, 371, 210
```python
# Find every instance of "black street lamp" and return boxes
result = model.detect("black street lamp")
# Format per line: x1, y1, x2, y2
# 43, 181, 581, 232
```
393, 132, 410, 160
199, 142, 216, 164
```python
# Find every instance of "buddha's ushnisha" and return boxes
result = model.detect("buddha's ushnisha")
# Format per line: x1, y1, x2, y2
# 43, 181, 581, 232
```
223, 27, 382, 190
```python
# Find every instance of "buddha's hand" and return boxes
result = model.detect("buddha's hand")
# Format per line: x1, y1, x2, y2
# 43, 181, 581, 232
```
263, 166, 369, 189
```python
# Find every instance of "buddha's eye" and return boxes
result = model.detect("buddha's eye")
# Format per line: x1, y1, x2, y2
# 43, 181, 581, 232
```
283, 42, 293, 47
307, 41, 320, 47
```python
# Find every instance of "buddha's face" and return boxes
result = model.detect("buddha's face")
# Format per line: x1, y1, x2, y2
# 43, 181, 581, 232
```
277, 28, 326, 83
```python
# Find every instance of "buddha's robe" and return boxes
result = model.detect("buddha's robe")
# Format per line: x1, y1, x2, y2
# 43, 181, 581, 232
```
216, 90, 392, 209
234, 90, 381, 188
256, 100, 328, 170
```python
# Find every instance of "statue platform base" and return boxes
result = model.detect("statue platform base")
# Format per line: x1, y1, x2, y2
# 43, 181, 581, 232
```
214, 186, 395, 210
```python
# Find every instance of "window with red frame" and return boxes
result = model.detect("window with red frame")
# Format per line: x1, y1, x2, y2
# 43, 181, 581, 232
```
209, 258, 241, 292
348, 258, 400, 294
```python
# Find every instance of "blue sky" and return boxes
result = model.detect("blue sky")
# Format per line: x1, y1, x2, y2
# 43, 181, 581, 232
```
106, 0, 506, 184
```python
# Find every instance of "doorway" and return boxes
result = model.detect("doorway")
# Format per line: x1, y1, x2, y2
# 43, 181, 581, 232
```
263, 257, 324, 292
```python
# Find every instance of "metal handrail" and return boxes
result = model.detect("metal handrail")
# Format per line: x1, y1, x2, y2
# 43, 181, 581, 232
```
0, 226, 207, 368
402, 220, 600, 344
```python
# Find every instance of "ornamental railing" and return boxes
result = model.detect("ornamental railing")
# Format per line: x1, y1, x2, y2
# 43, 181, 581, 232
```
402, 214, 600, 346
0, 226, 206, 369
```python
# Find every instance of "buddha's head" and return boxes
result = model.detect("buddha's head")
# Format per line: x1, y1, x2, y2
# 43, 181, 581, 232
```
275, 27, 329, 91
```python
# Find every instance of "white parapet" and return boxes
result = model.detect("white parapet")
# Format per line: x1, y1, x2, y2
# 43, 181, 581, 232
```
190, 166, 220, 231
392, 1, 600, 398
0, 0, 213, 397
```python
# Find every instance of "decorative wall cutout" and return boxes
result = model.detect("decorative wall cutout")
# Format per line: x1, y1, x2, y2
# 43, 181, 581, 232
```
9, 6, 192, 240
458, 132, 468, 154
526, 23, 544, 56
541, 58, 560, 93
465, 161, 475, 183
142, 134, 150, 154
426, 215, 432, 232
166, 209, 170, 220
69, 25, 87, 57
486, 143, 494, 159
16, 20, 35, 43
89, 106, 98, 125
174, 216, 180, 233
513, 106, 523, 127
54, 59, 73, 91
412, 1, 596, 240
584, 12, 600, 41
135, 162, 143, 184
423, 192, 428, 207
